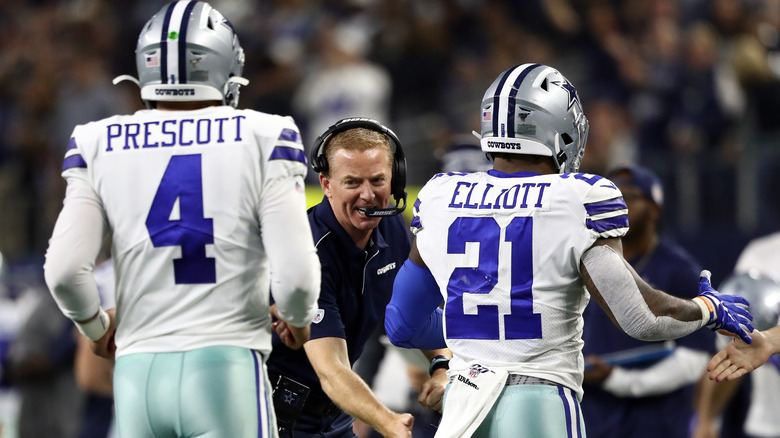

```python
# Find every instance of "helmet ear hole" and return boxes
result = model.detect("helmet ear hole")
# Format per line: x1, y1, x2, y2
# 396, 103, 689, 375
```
540, 78, 549, 91
561, 133, 573, 145
207, 18, 214, 30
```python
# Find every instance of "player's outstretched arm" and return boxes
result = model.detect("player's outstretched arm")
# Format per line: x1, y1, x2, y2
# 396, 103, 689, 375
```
582, 238, 753, 343
708, 325, 780, 381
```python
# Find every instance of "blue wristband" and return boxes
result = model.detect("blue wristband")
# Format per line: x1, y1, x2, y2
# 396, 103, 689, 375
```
429, 355, 450, 376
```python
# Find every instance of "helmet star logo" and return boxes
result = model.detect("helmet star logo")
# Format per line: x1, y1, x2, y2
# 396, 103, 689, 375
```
552, 79, 579, 109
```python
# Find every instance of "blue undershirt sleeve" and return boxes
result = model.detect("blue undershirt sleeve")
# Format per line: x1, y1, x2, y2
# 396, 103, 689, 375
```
385, 259, 446, 349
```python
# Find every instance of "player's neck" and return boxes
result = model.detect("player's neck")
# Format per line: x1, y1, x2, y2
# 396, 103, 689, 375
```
156, 101, 222, 111
492, 155, 557, 175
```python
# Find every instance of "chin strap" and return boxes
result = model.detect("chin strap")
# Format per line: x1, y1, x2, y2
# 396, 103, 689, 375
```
113, 75, 141, 87
223, 76, 250, 108
554, 133, 567, 173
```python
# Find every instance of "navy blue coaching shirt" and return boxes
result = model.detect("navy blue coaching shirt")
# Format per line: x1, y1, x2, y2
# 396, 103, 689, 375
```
267, 196, 411, 437
581, 239, 716, 438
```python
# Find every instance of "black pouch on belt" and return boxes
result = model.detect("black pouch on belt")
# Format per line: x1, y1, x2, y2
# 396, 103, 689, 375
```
271, 373, 311, 432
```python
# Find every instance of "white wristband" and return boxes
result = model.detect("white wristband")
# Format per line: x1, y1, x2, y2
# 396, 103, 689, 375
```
693, 296, 712, 328
75, 308, 110, 341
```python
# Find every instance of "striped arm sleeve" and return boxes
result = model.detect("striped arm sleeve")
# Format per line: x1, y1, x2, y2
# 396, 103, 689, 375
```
583, 178, 628, 238
62, 137, 87, 172
269, 127, 307, 166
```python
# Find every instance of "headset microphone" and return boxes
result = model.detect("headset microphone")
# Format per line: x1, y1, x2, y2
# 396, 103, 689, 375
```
363, 196, 407, 217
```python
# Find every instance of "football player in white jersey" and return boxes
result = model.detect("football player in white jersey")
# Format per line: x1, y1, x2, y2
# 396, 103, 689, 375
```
384, 63, 755, 438
43, 2, 320, 437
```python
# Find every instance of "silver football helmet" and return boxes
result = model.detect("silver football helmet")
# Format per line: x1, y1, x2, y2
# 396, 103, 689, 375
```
719, 271, 780, 331
114, 0, 248, 108
475, 64, 589, 173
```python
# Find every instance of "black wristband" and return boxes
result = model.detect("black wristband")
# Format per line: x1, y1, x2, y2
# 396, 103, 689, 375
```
429, 355, 450, 376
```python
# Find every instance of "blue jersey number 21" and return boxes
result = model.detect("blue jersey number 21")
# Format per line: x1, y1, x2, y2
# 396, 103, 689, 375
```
445, 216, 542, 340
145, 154, 216, 284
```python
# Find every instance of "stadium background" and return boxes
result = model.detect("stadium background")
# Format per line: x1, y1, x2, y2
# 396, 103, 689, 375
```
0, 0, 779, 436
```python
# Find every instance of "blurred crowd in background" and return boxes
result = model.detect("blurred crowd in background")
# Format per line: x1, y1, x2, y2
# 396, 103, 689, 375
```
0, 0, 779, 436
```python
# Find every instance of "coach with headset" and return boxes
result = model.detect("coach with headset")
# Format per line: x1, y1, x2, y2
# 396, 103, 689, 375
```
266, 118, 416, 438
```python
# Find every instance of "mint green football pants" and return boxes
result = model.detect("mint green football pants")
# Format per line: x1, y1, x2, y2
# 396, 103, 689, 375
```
469, 383, 586, 438
114, 346, 276, 438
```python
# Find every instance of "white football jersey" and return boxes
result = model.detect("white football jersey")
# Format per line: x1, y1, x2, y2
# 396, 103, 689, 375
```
412, 170, 628, 399
61, 106, 316, 357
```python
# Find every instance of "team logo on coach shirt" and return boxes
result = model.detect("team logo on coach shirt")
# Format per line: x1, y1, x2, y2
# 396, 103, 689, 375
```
377, 262, 396, 275
313, 309, 325, 324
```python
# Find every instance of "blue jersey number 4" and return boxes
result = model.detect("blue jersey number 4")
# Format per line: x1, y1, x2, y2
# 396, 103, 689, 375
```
145, 154, 216, 284
445, 216, 542, 340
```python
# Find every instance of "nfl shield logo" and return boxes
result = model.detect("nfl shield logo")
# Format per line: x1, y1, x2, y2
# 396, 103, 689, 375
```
313, 309, 325, 324
469, 364, 491, 378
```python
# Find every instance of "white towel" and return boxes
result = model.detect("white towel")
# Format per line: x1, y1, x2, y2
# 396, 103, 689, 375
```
434, 363, 508, 438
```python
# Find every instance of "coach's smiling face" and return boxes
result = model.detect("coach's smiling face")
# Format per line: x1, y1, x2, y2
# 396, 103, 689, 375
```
321, 146, 392, 249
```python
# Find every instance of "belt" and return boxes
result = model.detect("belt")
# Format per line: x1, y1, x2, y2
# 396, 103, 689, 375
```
505, 374, 559, 386
268, 370, 341, 417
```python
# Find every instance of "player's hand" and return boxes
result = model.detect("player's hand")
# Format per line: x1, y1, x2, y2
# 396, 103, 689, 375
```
696, 270, 754, 344
707, 329, 771, 382
418, 367, 448, 413
91, 308, 117, 359
270, 304, 311, 350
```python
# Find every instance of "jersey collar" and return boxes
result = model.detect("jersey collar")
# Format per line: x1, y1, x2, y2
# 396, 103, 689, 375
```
487, 169, 542, 178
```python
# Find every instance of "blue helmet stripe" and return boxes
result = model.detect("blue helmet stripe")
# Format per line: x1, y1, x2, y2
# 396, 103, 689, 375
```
507, 63, 541, 137
177, 1, 198, 84
491, 66, 516, 137
159, 2, 177, 84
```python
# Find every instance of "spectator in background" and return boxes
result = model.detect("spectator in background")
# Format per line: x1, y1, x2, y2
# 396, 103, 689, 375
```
0, 255, 40, 438
292, 21, 391, 162
438, 134, 491, 174
581, 165, 716, 438
5, 265, 83, 438
578, 97, 637, 176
